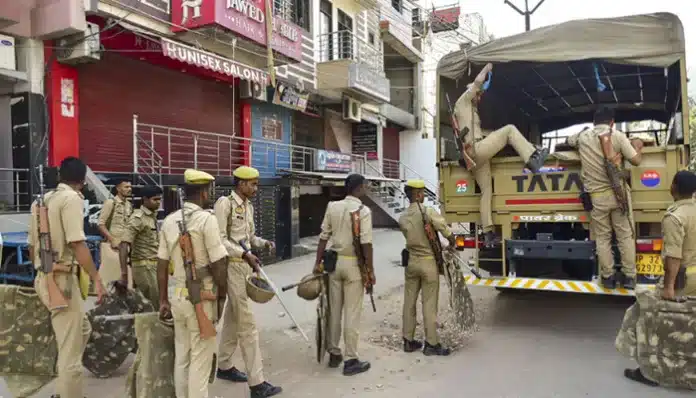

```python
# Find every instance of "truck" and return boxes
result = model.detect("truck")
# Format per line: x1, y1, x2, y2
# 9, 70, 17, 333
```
436, 12, 690, 296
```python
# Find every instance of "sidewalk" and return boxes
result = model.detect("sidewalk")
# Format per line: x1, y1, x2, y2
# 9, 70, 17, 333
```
33, 228, 439, 398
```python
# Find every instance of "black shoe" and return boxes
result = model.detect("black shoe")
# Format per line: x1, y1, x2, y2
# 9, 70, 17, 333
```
343, 358, 371, 376
601, 275, 615, 289
217, 366, 248, 382
483, 231, 497, 248
624, 368, 658, 387
328, 353, 343, 368
526, 147, 550, 173
250, 381, 283, 398
403, 338, 423, 353
622, 276, 636, 290
423, 342, 451, 356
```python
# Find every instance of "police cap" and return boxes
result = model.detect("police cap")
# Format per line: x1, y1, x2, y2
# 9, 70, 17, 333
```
141, 185, 163, 199
405, 179, 425, 189
184, 169, 215, 185
233, 166, 260, 180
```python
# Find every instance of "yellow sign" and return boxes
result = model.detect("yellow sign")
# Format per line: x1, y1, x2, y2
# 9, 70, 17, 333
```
636, 253, 663, 275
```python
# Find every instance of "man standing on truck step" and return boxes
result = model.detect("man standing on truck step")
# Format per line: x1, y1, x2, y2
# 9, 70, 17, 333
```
314, 173, 373, 376
399, 179, 455, 356
156, 169, 229, 398
623, 170, 696, 386
215, 166, 282, 398
119, 185, 163, 304
566, 106, 643, 289
98, 177, 133, 288
453, 62, 550, 247
28, 156, 107, 398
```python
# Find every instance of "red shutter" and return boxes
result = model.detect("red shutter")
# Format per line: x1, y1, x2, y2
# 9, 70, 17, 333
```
77, 53, 241, 173
382, 127, 400, 161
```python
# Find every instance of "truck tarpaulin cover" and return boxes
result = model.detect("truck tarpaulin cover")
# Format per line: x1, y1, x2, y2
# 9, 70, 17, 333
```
615, 290, 696, 390
437, 12, 685, 80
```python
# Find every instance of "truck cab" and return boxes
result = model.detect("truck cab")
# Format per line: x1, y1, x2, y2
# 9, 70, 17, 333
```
436, 12, 690, 295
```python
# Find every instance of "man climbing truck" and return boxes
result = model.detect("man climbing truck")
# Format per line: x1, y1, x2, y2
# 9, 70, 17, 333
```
436, 12, 690, 296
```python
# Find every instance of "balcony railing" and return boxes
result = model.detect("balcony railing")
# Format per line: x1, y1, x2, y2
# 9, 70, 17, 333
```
0, 168, 30, 213
317, 30, 383, 73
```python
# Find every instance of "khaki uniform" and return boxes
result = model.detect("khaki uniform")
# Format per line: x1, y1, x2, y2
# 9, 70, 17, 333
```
398, 204, 452, 345
215, 191, 269, 386
122, 205, 160, 303
319, 195, 372, 361
98, 196, 133, 286
661, 198, 696, 296
453, 85, 537, 233
28, 183, 92, 398
567, 125, 638, 278
158, 202, 228, 398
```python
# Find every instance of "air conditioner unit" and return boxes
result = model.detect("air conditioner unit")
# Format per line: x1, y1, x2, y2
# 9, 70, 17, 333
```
0, 35, 16, 71
342, 96, 362, 123
57, 21, 101, 65
239, 80, 267, 101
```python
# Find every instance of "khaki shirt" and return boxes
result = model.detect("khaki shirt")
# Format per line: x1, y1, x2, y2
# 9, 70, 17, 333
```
28, 183, 87, 268
122, 206, 159, 262
319, 195, 372, 256
566, 124, 637, 193
662, 198, 696, 270
98, 196, 133, 242
214, 191, 267, 258
452, 84, 485, 142
157, 202, 227, 288
398, 203, 453, 257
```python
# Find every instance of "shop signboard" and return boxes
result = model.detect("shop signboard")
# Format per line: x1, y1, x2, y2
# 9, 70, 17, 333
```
352, 122, 378, 160
315, 150, 352, 173
272, 82, 310, 112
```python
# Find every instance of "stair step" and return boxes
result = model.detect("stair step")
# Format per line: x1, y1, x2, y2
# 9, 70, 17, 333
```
393, 207, 404, 213
387, 202, 400, 208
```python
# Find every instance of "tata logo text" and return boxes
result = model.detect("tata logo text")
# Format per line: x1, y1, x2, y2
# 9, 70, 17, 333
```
512, 172, 582, 193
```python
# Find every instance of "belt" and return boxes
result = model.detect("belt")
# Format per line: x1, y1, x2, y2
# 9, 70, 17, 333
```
131, 259, 158, 267
686, 267, 696, 275
339, 255, 357, 259
174, 286, 218, 300
37, 263, 76, 274
590, 189, 613, 198
412, 255, 434, 259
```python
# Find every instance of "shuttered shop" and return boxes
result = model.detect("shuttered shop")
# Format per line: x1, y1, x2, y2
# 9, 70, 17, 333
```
293, 112, 323, 171
77, 53, 241, 173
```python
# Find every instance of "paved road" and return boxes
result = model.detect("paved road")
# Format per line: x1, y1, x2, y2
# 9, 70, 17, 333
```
27, 229, 692, 397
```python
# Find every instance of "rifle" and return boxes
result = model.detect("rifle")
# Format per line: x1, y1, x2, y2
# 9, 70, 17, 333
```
176, 188, 217, 340
599, 132, 630, 214
350, 206, 376, 312
445, 92, 477, 171
416, 203, 448, 279
37, 165, 70, 311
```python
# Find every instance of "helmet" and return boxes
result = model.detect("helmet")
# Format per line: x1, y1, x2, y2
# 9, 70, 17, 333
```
297, 274, 321, 301
246, 274, 274, 304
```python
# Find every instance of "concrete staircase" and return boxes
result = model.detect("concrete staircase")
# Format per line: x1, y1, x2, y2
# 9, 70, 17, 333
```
365, 178, 440, 225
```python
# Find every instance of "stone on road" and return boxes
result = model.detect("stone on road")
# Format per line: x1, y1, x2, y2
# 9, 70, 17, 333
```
27, 229, 692, 397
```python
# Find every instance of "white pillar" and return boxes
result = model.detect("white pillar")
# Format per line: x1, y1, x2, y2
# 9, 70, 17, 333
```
15, 38, 45, 95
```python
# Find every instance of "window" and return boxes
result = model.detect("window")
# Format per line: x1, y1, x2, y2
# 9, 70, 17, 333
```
319, 0, 332, 61
274, 0, 311, 31
262, 117, 283, 141
337, 10, 354, 59
368, 32, 375, 45
391, 0, 401, 13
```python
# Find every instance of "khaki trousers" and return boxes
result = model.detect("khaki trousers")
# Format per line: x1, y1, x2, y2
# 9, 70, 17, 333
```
328, 256, 364, 361
402, 256, 440, 345
132, 261, 159, 304
473, 125, 536, 232
171, 292, 217, 398
34, 271, 92, 398
99, 242, 133, 288
217, 260, 265, 386
590, 190, 635, 278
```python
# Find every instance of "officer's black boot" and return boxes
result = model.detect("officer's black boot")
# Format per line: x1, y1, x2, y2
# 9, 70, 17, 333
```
624, 368, 658, 386
403, 338, 423, 353
217, 366, 248, 382
622, 276, 636, 290
601, 275, 616, 289
423, 342, 451, 356
250, 381, 283, 398
343, 358, 371, 376
328, 353, 343, 368
525, 147, 550, 173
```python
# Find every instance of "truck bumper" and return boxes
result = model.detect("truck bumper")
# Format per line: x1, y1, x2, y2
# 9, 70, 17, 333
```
462, 274, 654, 296
505, 239, 596, 261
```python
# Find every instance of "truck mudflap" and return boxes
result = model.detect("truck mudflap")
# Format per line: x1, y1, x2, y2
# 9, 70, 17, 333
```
462, 275, 656, 296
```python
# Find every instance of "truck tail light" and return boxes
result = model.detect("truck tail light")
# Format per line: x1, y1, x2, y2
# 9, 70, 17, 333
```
454, 235, 477, 250
636, 238, 662, 252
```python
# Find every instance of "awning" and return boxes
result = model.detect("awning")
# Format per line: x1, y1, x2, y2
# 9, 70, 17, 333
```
279, 169, 402, 184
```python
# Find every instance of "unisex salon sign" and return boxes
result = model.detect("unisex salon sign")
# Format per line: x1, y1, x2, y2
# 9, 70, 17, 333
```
171, 0, 303, 61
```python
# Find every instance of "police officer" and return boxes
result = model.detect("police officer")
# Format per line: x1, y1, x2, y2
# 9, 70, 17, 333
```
623, 170, 696, 386
98, 177, 133, 287
156, 169, 228, 398
314, 173, 373, 376
399, 180, 454, 356
566, 106, 643, 289
215, 166, 282, 398
28, 157, 107, 398
452, 63, 549, 246
119, 185, 163, 303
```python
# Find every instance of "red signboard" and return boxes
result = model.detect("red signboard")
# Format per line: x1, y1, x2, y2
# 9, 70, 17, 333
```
431, 6, 460, 33
170, 0, 303, 62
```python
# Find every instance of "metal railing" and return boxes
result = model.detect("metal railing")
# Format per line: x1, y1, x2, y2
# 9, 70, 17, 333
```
133, 115, 369, 180
381, 159, 439, 199
317, 30, 384, 73
0, 168, 31, 213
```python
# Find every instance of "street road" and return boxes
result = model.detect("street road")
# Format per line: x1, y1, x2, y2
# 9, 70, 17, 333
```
29, 229, 692, 397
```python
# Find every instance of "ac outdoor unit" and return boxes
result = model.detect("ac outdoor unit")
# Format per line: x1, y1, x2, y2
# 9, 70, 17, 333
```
239, 80, 267, 101
57, 21, 101, 65
342, 95, 362, 123
0, 34, 16, 70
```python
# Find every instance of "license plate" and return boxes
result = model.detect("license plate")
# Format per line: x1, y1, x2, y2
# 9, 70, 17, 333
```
636, 253, 664, 275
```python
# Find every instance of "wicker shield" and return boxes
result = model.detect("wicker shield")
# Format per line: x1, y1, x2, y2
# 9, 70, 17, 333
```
442, 251, 476, 331
316, 274, 330, 363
